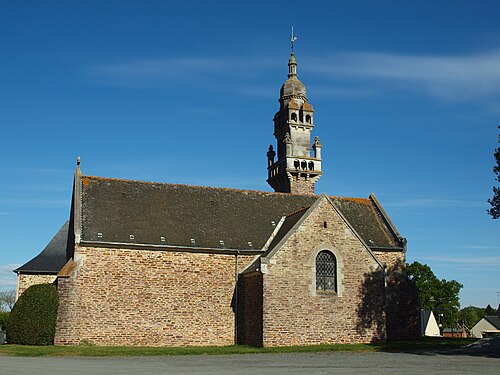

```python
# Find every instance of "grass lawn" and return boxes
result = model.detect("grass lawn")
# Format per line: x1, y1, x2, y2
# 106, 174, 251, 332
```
0, 337, 477, 357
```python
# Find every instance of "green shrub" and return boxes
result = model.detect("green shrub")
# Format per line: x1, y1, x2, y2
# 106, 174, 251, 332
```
6, 284, 58, 345
0, 311, 9, 331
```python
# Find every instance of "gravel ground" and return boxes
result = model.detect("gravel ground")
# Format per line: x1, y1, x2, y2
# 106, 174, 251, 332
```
2, 349, 499, 375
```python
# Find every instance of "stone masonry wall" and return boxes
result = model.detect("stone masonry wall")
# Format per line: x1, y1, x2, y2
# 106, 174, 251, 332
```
262, 198, 386, 346
386, 273, 421, 340
289, 176, 316, 195
16, 274, 57, 301
237, 272, 263, 347
372, 250, 420, 340
55, 246, 253, 346
371, 250, 405, 270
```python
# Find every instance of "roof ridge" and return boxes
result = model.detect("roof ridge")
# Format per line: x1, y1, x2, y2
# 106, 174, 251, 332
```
82, 175, 320, 197
330, 196, 371, 204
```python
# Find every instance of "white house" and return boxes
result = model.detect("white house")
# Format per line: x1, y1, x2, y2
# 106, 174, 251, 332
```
420, 310, 441, 337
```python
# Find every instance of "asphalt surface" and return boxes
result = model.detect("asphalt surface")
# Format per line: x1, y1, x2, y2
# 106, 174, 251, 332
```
2, 349, 499, 375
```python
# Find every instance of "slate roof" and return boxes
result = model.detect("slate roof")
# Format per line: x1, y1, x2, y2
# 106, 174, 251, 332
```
79, 176, 403, 252
14, 221, 69, 274
333, 198, 400, 249
267, 206, 310, 251
484, 316, 500, 329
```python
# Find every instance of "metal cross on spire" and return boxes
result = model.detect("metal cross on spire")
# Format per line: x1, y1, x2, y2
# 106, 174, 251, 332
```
290, 26, 298, 52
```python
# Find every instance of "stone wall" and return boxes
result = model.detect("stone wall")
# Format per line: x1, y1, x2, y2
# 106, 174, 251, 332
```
261, 198, 386, 346
54, 246, 253, 346
385, 273, 421, 340
289, 176, 316, 195
237, 271, 263, 347
372, 250, 405, 270
16, 274, 57, 300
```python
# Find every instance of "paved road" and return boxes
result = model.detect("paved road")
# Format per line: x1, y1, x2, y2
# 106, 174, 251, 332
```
2, 351, 499, 375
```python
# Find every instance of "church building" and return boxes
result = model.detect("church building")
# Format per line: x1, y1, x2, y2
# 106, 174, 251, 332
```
15, 47, 420, 347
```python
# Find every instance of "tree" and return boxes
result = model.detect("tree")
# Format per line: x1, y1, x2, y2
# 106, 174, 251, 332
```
406, 261, 463, 326
405, 262, 440, 310
484, 304, 496, 315
487, 125, 500, 219
0, 289, 16, 312
6, 284, 58, 345
0, 312, 9, 331
457, 306, 484, 328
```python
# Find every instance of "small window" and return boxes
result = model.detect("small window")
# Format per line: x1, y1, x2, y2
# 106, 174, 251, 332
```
316, 251, 337, 292
306, 114, 311, 123
291, 112, 297, 122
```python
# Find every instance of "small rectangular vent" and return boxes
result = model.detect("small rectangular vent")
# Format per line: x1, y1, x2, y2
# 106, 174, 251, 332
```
129, 234, 135, 240
247, 241, 253, 247
191, 238, 196, 244
97, 233, 103, 238
219, 240, 225, 247
160, 236, 166, 242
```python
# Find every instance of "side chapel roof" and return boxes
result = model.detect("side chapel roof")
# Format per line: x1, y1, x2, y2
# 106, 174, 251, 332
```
14, 221, 69, 274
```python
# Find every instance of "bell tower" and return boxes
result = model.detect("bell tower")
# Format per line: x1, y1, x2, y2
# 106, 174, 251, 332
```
266, 33, 322, 195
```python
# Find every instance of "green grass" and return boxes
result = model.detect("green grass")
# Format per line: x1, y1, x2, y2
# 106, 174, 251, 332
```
0, 337, 477, 357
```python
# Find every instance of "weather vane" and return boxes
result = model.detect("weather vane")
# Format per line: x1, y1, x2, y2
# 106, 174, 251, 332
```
291, 26, 297, 52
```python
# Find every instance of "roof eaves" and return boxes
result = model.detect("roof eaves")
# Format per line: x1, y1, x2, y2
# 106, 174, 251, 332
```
13, 269, 59, 275
370, 246, 405, 252
79, 240, 265, 255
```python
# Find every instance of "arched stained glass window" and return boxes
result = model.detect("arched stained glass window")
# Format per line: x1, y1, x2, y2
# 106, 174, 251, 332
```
316, 251, 337, 292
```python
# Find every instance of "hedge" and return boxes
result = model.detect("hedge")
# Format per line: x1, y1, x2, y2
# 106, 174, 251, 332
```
6, 283, 58, 345
0, 312, 9, 331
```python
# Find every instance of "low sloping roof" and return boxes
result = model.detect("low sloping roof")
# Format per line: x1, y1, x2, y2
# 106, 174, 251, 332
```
14, 221, 69, 274
79, 176, 403, 252
267, 206, 311, 251
484, 316, 500, 329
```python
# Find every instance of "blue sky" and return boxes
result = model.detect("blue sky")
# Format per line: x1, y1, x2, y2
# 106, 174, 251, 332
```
1, 1, 499, 308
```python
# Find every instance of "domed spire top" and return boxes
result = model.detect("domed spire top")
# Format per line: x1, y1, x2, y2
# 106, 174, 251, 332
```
279, 28, 307, 105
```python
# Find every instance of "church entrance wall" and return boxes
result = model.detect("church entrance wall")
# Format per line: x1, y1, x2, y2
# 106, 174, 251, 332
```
261, 199, 386, 346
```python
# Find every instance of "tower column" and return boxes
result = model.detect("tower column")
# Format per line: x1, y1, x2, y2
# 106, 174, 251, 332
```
267, 39, 323, 195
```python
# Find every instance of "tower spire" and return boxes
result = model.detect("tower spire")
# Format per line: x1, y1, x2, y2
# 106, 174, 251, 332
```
288, 27, 298, 78
290, 26, 297, 53
266, 39, 323, 195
